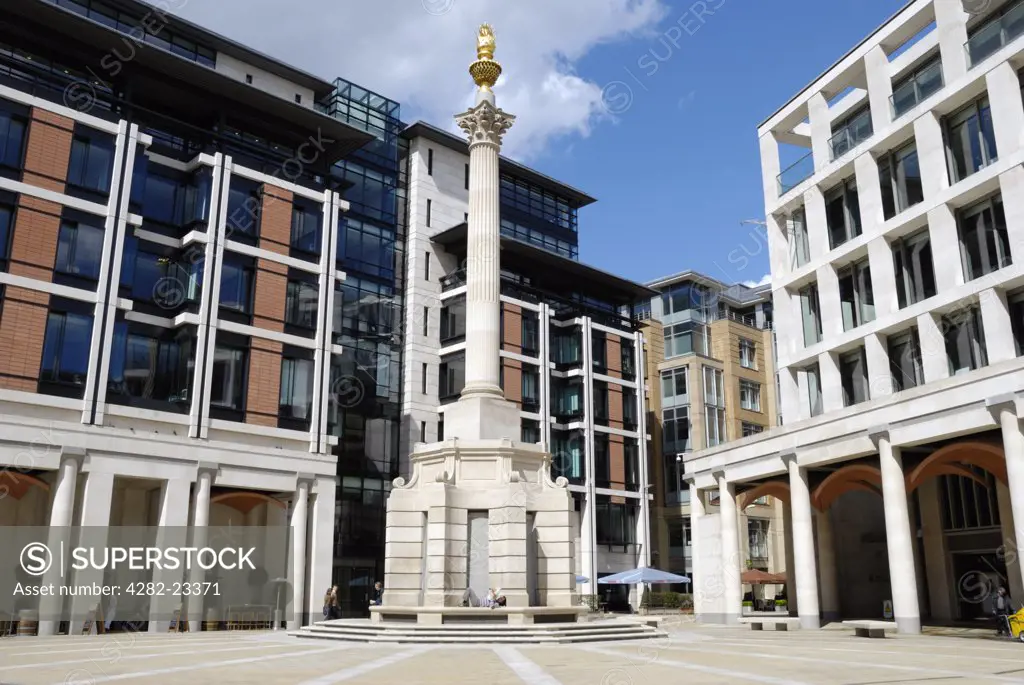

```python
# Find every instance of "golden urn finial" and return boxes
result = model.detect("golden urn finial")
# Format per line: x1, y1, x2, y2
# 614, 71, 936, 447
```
470, 23, 501, 91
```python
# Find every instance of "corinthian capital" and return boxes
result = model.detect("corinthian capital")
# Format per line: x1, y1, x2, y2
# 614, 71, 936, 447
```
455, 100, 515, 149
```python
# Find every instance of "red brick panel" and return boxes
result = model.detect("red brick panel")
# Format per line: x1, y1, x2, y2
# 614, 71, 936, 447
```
606, 336, 622, 379
502, 358, 522, 406
608, 384, 624, 430
502, 303, 522, 353
609, 434, 625, 493
9, 196, 62, 282
258, 186, 293, 256
0, 286, 50, 391
252, 259, 287, 332
245, 337, 282, 426
22, 108, 74, 193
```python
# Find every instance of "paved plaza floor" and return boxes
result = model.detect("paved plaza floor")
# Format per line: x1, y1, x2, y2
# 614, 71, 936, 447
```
1, 622, 1022, 685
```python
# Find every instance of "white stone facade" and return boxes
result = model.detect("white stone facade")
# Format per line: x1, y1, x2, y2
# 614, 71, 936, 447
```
689, 0, 1024, 632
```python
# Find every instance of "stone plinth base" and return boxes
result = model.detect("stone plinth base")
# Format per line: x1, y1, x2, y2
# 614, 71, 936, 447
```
442, 395, 522, 442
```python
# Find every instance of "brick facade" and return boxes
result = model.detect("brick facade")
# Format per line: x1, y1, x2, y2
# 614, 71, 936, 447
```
22, 108, 74, 194
245, 337, 283, 426
610, 434, 626, 501
606, 336, 622, 379
501, 357, 522, 405
252, 259, 288, 333
258, 186, 293, 256
9, 196, 62, 282
502, 302, 522, 353
0, 287, 49, 391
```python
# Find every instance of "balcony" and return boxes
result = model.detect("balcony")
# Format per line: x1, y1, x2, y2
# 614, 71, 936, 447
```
777, 151, 814, 196
829, 112, 873, 162
965, 1, 1024, 68
890, 61, 944, 119
440, 269, 467, 292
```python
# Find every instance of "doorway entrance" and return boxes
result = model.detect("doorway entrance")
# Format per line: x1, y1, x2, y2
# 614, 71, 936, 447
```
952, 551, 1007, 622
338, 567, 375, 618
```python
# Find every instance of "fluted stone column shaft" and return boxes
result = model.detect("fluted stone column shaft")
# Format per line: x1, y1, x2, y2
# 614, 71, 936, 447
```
878, 435, 921, 634
789, 459, 820, 629
997, 407, 1024, 600
187, 468, 214, 633
462, 139, 502, 399
38, 452, 82, 636
288, 480, 310, 630
688, 482, 704, 620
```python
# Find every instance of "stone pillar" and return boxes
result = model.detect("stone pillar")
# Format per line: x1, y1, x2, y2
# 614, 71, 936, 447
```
935, 0, 968, 84
816, 509, 840, 623
307, 478, 338, 622
864, 45, 893, 132
148, 478, 191, 633
993, 398, 1024, 599
997, 482, 1024, 604
288, 478, 310, 630
187, 464, 215, 633
864, 333, 892, 399
688, 480, 704, 619
986, 62, 1024, 157
490, 503, 529, 607
718, 474, 741, 625
875, 428, 921, 634
917, 313, 950, 384
580, 494, 595, 600
808, 92, 832, 172
534, 508, 575, 608
979, 288, 1016, 364
69, 470, 114, 634
819, 352, 844, 413
38, 449, 83, 636
787, 456, 820, 629
782, 501, 797, 615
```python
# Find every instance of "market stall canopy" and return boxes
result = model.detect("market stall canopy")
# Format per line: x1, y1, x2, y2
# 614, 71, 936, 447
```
741, 569, 786, 584
597, 568, 690, 585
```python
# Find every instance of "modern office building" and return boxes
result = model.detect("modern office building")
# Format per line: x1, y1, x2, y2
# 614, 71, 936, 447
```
0, 0, 406, 631
398, 122, 655, 611
638, 272, 787, 602
688, 0, 1024, 632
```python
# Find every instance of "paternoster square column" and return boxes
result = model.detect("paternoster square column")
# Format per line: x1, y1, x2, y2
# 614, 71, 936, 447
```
446, 23, 521, 441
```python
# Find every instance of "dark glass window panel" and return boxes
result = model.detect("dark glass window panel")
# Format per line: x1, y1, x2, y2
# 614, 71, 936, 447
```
210, 345, 246, 409
55, 220, 104, 280
219, 258, 252, 313
41, 311, 93, 385
291, 204, 322, 254
285, 280, 318, 329
279, 357, 314, 421
0, 110, 26, 169
67, 134, 114, 193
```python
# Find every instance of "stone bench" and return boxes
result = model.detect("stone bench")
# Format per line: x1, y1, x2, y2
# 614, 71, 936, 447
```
369, 605, 588, 626
842, 620, 897, 638
739, 617, 801, 631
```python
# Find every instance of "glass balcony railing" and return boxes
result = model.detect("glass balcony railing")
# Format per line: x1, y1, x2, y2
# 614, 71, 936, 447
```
889, 61, 944, 119
776, 151, 814, 196
965, 1, 1024, 68
829, 117, 873, 161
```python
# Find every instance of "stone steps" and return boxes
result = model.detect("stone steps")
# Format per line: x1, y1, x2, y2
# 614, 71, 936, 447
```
292, 619, 665, 644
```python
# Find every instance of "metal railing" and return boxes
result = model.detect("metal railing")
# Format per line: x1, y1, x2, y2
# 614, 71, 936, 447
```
828, 119, 873, 162
965, 0, 1024, 68
889, 61, 944, 119
777, 151, 814, 196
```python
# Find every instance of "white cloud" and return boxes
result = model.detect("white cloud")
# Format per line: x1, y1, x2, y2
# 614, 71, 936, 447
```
173, 0, 668, 160
742, 274, 771, 288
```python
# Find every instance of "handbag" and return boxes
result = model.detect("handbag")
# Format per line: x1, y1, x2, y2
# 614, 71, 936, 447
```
323, 604, 329, 618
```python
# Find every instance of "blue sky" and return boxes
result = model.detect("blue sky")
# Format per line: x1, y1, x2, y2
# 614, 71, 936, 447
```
543, 0, 910, 286
181, 0, 909, 288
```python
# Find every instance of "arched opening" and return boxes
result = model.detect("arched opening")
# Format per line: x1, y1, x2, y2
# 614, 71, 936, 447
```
737, 481, 790, 613
0, 471, 50, 526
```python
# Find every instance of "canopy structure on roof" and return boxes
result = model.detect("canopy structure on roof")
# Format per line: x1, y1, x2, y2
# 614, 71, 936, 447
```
597, 568, 690, 585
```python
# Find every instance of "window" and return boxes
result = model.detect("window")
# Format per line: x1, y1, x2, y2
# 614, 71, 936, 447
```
839, 347, 869, 407
944, 306, 987, 375
0, 204, 12, 265
294, 94, 302, 104
107, 324, 193, 406
551, 328, 582, 366
426, 199, 432, 228
879, 142, 924, 219
595, 496, 637, 547
893, 229, 936, 308
67, 131, 115, 194
131, 165, 210, 229
521, 315, 539, 355
427, 148, 434, 176
825, 178, 861, 249
55, 219, 104, 282
422, 305, 429, 337
0, 106, 27, 171
661, 283, 711, 318
739, 338, 756, 369
209, 345, 247, 410
703, 366, 726, 447
438, 417, 444, 441
890, 56, 943, 118
337, 217, 395, 280
285, 280, 318, 330
279, 355, 314, 425
424, 251, 430, 281
830, 105, 873, 160
225, 178, 260, 238
465, 164, 469, 190
500, 173, 577, 232
806, 364, 823, 417
740, 380, 761, 412
551, 430, 585, 482
620, 339, 636, 379
551, 378, 583, 420
245, 74, 253, 84
439, 354, 465, 400
838, 258, 875, 331
593, 381, 609, 424
1009, 289, 1024, 357
966, 1, 1024, 67
888, 329, 924, 391
419, 421, 426, 443
663, 407, 690, 454
522, 369, 540, 410
421, 362, 428, 395
591, 330, 607, 370
623, 388, 638, 429
748, 519, 770, 561
665, 322, 708, 358
41, 310, 93, 387
290, 202, 322, 254
958, 195, 1011, 281
219, 257, 253, 313
945, 97, 997, 183
742, 422, 764, 438
440, 299, 466, 343
787, 208, 810, 269
661, 367, 689, 407
799, 283, 822, 346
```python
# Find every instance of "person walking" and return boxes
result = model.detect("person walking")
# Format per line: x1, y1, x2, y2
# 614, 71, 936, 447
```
993, 587, 1012, 635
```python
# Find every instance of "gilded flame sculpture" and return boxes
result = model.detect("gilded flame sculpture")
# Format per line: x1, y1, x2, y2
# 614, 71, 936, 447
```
470, 23, 501, 91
